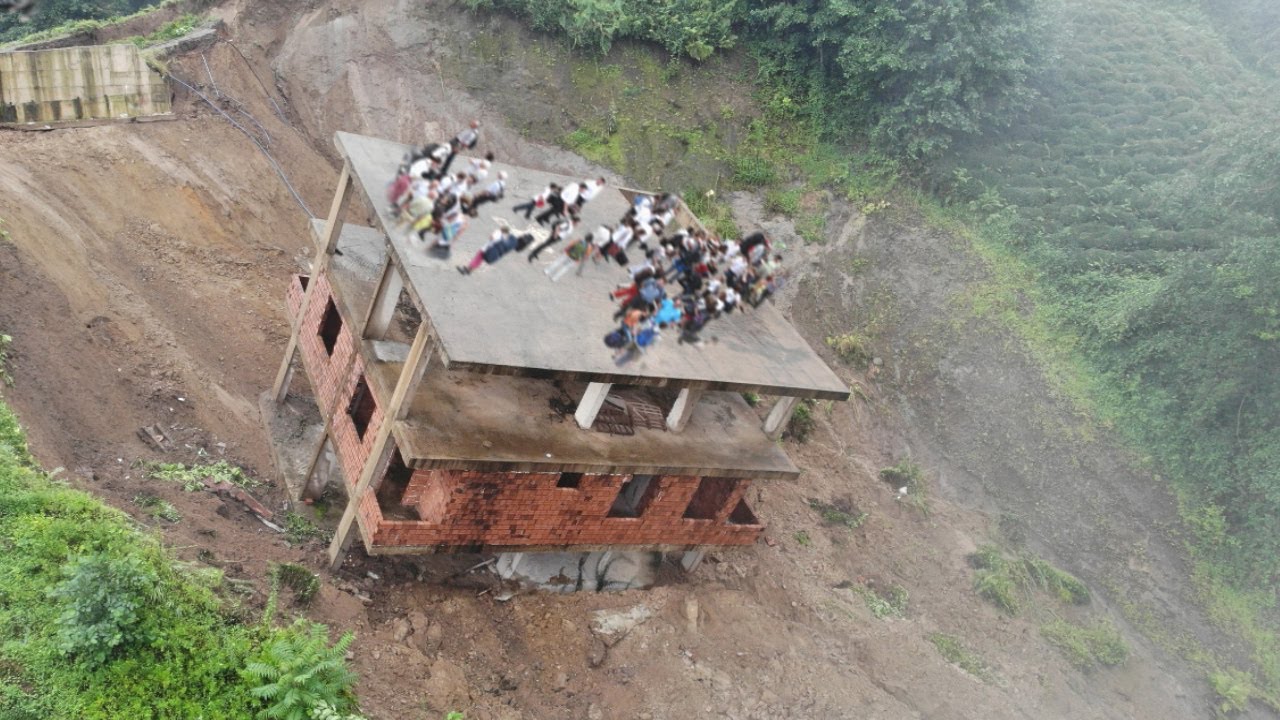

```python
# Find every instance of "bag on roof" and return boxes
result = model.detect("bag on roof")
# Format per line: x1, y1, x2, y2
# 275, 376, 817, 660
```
604, 329, 630, 349
635, 327, 657, 348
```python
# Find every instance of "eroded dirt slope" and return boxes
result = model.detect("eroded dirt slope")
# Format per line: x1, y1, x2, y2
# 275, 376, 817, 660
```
0, 2, 1253, 718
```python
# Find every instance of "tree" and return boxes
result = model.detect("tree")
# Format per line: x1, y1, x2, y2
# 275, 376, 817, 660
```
746, 0, 1046, 157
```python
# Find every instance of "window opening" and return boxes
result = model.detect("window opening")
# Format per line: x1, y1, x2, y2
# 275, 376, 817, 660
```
557, 472, 583, 489
347, 375, 376, 441
608, 475, 659, 518
684, 477, 738, 520
319, 298, 343, 356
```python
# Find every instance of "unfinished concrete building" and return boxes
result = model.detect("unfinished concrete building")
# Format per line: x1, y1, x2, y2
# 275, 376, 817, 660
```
263, 131, 849, 583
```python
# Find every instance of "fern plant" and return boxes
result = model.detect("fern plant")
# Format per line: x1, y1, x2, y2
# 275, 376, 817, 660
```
243, 619, 357, 720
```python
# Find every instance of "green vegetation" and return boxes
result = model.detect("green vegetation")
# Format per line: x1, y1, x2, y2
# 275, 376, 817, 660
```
127, 12, 198, 46
786, 398, 816, 442
274, 563, 321, 606
132, 493, 181, 523
939, 0, 1280, 594
283, 510, 330, 546
145, 459, 261, 492
825, 332, 872, 367
1209, 667, 1255, 716
243, 619, 356, 720
1040, 619, 1129, 671
0, 333, 12, 387
0, 0, 175, 45
464, 0, 737, 59
970, 544, 1089, 615
792, 530, 811, 547
880, 459, 929, 515
469, 0, 1042, 156
928, 632, 995, 682
807, 497, 867, 529
0, 398, 362, 718
857, 583, 909, 619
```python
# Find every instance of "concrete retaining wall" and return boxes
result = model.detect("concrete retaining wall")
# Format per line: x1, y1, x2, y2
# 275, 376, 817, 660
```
0, 44, 170, 123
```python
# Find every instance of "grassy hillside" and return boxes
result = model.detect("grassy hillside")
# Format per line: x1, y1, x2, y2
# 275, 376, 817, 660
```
0, 397, 362, 719
945, 0, 1280, 586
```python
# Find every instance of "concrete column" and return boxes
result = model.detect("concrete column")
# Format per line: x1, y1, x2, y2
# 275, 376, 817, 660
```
763, 395, 799, 440
680, 549, 707, 572
665, 386, 703, 432
362, 255, 404, 341
270, 161, 353, 404
574, 382, 612, 429
301, 433, 334, 500
328, 325, 436, 570
496, 552, 525, 579
272, 346, 298, 404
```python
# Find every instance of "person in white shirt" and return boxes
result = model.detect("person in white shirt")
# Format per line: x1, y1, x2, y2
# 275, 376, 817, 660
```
466, 171, 508, 214
454, 120, 481, 151
535, 182, 581, 225
512, 184, 560, 220
527, 216, 577, 262
467, 155, 493, 182
574, 177, 606, 211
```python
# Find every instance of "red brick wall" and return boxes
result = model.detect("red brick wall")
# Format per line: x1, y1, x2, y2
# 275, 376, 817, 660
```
372, 471, 763, 549
287, 272, 761, 552
287, 273, 388, 544
288, 274, 358, 418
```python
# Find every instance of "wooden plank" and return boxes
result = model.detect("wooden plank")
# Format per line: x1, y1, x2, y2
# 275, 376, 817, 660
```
327, 323, 435, 569
270, 161, 353, 403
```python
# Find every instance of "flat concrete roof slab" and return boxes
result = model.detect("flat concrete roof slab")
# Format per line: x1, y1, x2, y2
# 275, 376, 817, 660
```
335, 131, 848, 400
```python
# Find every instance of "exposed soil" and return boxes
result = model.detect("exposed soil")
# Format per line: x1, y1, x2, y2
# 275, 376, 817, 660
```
0, 1, 1268, 718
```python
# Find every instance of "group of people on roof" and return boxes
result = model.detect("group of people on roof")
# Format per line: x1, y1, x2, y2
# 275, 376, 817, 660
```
384, 123, 787, 358
387, 120, 506, 249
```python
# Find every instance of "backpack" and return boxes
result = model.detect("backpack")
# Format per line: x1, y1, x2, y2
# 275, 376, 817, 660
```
604, 329, 630, 349
635, 327, 657, 348
685, 309, 708, 333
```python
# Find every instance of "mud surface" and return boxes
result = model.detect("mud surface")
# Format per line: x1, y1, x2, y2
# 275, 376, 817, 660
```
0, 1, 1265, 718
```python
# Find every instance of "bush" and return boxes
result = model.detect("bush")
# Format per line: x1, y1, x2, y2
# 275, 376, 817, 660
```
880, 459, 929, 514
970, 545, 1090, 615
275, 563, 321, 605
859, 584, 908, 619
1209, 668, 1254, 716
244, 619, 358, 720
786, 399, 816, 442
826, 332, 872, 366
48, 553, 161, 666
928, 632, 995, 682
1040, 619, 1128, 671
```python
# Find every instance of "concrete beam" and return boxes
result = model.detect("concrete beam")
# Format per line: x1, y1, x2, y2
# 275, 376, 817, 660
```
574, 382, 613, 429
362, 253, 404, 341
270, 160, 353, 404
328, 324, 435, 570
763, 395, 799, 440
665, 386, 703, 432
680, 549, 706, 572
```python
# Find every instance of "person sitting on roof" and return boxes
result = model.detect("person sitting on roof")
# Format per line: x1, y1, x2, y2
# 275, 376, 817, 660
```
527, 215, 578, 262
512, 183, 560, 221
464, 170, 508, 216
458, 227, 534, 275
